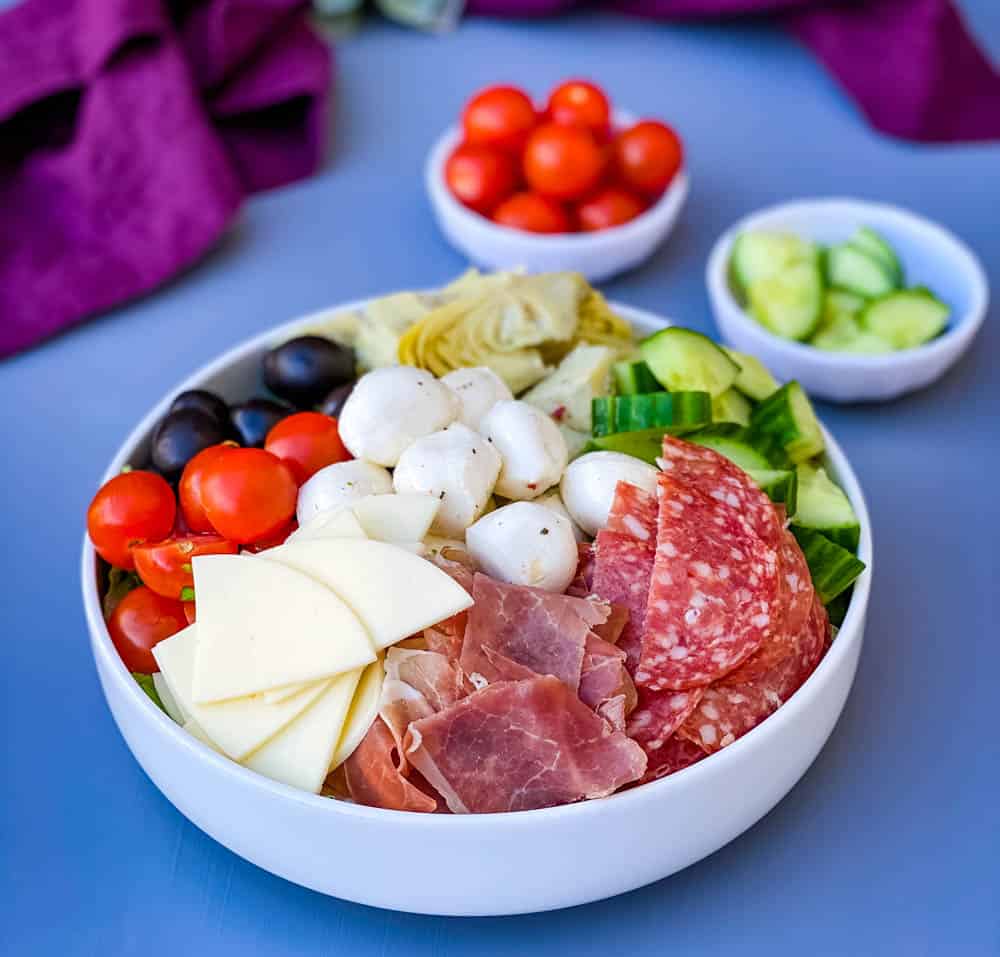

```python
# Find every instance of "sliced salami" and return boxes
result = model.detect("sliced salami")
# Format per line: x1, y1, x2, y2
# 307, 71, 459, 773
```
640, 735, 707, 784
626, 685, 703, 754
592, 530, 656, 672
606, 480, 659, 544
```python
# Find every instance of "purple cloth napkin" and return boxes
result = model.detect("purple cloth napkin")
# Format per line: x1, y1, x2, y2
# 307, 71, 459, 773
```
0, 0, 331, 358
467, 0, 1000, 143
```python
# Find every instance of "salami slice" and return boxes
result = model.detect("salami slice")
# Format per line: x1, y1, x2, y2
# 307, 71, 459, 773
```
606, 481, 659, 544
592, 530, 656, 672
626, 686, 703, 754
640, 735, 707, 784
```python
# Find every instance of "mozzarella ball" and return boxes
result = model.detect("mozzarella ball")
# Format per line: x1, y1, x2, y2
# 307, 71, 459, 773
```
560, 451, 659, 536
479, 400, 568, 501
296, 460, 392, 524
441, 366, 513, 429
338, 366, 458, 466
467, 502, 578, 593
393, 424, 502, 538
534, 488, 587, 543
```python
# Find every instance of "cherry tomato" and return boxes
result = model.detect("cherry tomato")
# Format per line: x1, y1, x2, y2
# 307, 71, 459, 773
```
462, 85, 537, 153
240, 520, 298, 554
199, 447, 298, 545
179, 443, 235, 533
108, 586, 187, 673
87, 471, 176, 570
523, 123, 606, 201
576, 187, 645, 232
445, 144, 518, 215
183, 601, 196, 625
264, 412, 350, 484
493, 192, 571, 234
546, 80, 611, 139
133, 534, 238, 600
612, 120, 683, 197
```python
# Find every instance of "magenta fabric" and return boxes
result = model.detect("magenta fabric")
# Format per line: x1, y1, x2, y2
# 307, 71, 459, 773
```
0, 0, 331, 358
467, 0, 1000, 143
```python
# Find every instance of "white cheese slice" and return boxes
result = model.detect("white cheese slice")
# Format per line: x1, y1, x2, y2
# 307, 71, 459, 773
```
287, 507, 367, 544
329, 657, 385, 770
191, 554, 376, 703
154, 625, 334, 760
259, 677, 327, 706
258, 540, 473, 651
153, 672, 187, 725
183, 719, 223, 754
243, 669, 363, 793
351, 493, 440, 544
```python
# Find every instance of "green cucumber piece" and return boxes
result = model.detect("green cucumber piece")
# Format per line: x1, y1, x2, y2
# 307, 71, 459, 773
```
591, 396, 614, 438
852, 227, 903, 284
824, 289, 866, 321
686, 424, 773, 473
824, 587, 852, 628
730, 231, 817, 296
721, 347, 780, 401
825, 243, 897, 298
790, 525, 866, 604
747, 259, 824, 341
859, 290, 949, 350
747, 468, 798, 515
591, 391, 712, 438
750, 381, 824, 464
613, 360, 661, 395
711, 389, 752, 426
795, 464, 860, 552
585, 431, 664, 466
640, 328, 740, 398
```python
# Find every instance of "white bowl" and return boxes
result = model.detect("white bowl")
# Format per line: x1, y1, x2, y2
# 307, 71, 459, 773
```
425, 112, 689, 282
706, 198, 988, 403
81, 301, 871, 916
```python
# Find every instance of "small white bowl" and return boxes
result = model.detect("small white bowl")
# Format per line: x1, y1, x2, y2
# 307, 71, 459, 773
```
81, 299, 871, 916
706, 198, 988, 403
425, 111, 689, 282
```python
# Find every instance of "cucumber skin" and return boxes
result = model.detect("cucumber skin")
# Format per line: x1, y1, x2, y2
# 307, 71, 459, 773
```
749, 468, 798, 515
852, 227, 903, 284
613, 360, 660, 395
794, 464, 861, 551
749, 382, 824, 465
591, 392, 712, 438
790, 525, 866, 604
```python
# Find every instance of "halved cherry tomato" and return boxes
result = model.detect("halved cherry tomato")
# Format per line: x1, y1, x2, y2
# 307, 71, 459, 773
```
264, 412, 350, 484
199, 447, 298, 545
133, 534, 238, 600
445, 144, 518, 215
108, 586, 188, 673
546, 80, 611, 140
183, 601, 196, 625
87, 471, 176, 570
179, 443, 235, 533
612, 120, 683, 197
576, 187, 645, 232
493, 192, 571, 234
462, 85, 537, 153
523, 123, 606, 201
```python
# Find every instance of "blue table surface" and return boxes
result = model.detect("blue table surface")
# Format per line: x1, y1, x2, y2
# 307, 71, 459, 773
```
4, 5, 999, 954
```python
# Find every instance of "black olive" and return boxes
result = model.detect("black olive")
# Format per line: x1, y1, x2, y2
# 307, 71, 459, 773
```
317, 381, 356, 418
169, 389, 230, 429
262, 336, 355, 408
229, 398, 293, 448
151, 409, 228, 477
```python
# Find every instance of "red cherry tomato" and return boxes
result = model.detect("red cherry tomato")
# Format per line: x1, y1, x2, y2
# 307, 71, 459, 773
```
87, 471, 176, 570
492, 192, 571, 234
523, 123, 606, 201
199, 447, 298, 545
179, 443, 235, 533
183, 601, 196, 625
239, 520, 298, 554
264, 412, 350, 484
445, 144, 518, 215
612, 120, 683, 197
462, 85, 537, 153
133, 534, 238, 600
108, 586, 188, 673
546, 80, 611, 139
576, 187, 645, 232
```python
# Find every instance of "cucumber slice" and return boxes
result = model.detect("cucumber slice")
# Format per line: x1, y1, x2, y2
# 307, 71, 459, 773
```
750, 381, 824, 464
585, 431, 664, 466
730, 231, 817, 296
852, 227, 903, 284
613, 360, 661, 395
721, 347, 780, 401
747, 259, 824, 341
591, 396, 614, 437
824, 289, 866, 321
859, 290, 949, 350
747, 468, 798, 515
590, 391, 712, 438
790, 526, 866, 604
824, 587, 852, 628
686, 425, 773, 473
640, 328, 741, 398
795, 464, 860, 551
825, 243, 896, 298
711, 389, 753, 426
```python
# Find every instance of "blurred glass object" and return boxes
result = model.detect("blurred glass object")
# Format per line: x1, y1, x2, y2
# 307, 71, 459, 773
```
313, 0, 463, 33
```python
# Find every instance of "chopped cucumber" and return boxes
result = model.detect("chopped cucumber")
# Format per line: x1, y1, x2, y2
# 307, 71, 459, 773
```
721, 347, 780, 401
825, 243, 897, 298
859, 290, 949, 350
790, 526, 866, 604
824, 587, 852, 628
750, 381, 824, 464
711, 389, 753, 426
686, 425, 773, 473
795, 464, 860, 552
730, 231, 817, 296
852, 227, 903, 285
613, 359, 661, 395
747, 468, 798, 515
824, 289, 866, 321
590, 391, 712, 438
747, 259, 824, 341
640, 328, 740, 398
585, 431, 664, 465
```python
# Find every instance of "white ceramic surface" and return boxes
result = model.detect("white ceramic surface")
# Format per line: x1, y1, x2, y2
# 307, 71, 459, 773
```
81, 301, 871, 916
425, 112, 689, 282
706, 198, 988, 403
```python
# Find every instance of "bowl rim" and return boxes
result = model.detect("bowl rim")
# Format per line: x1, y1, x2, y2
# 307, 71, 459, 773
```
705, 196, 989, 368
424, 110, 690, 247
81, 296, 873, 826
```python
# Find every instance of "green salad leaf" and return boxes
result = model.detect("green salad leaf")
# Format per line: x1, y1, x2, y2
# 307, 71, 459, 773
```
132, 673, 166, 713
102, 566, 143, 620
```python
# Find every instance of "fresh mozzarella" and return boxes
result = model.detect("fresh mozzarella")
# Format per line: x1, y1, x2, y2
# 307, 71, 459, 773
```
479, 400, 568, 501
392, 424, 502, 538
287, 507, 367, 544
259, 539, 473, 651
560, 450, 659, 536
330, 657, 385, 770
466, 502, 578, 593
351, 493, 440, 543
153, 672, 187, 725
534, 488, 587, 543
441, 366, 513, 428
190, 554, 375, 704
338, 366, 458, 467
296, 462, 392, 525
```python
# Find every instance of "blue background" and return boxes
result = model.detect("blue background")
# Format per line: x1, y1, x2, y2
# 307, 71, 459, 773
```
3, 5, 999, 954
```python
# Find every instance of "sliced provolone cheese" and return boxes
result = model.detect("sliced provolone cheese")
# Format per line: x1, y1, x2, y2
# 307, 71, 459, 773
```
351, 494, 440, 544
258, 540, 473, 651
330, 657, 385, 770
183, 719, 223, 754
191, 554, 375, 703
287, 507, 367, 544
260, 677, 327, 706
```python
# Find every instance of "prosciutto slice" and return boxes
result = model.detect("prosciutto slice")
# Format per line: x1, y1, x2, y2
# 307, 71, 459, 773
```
404, 676, 647, 813
343, 718, 438, 813
578, 634, 637, 731
566, 542, 596, 597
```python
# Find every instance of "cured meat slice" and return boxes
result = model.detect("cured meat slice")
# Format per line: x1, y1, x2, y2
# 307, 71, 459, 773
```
386, 648, 465, 711
592, 602, 630, 646
404, 676, 647, 813
626, 686, 703, 754
606, 481, 658, 544
343, 718, 438, 813
635, 472, 780, 691
566, 543, 596, 597
578, 633, 637, 731
423, 625, 463, 662
592, 531, 656, 672
640, 735, 707, 784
